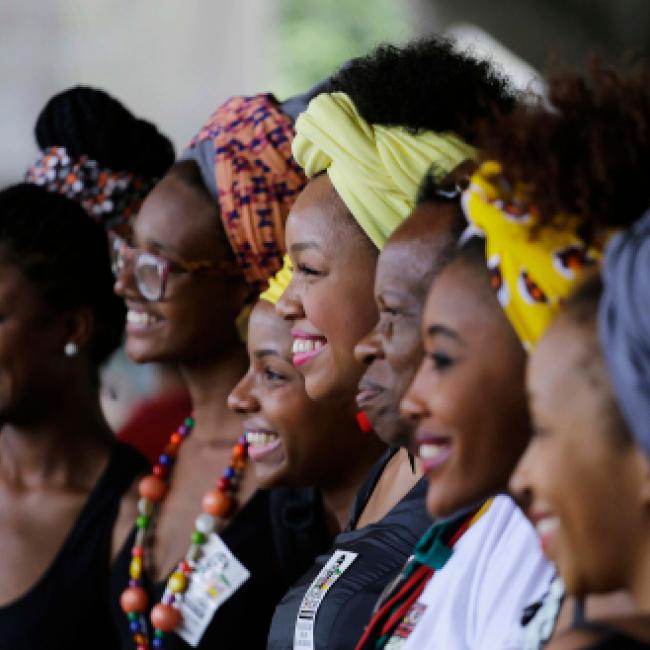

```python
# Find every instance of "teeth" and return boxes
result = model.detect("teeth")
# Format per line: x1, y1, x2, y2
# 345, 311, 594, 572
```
536, 517, 560, 538
245, 431, 279, 447
418, 443, 446, 460
127, 310, 159, 326
292, 338, 326, 355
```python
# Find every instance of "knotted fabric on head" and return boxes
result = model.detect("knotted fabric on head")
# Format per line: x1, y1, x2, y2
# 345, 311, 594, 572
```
599, 209, 650, 458
260, 254, 292, 305
26, 146, 155, 233
292, 92, 476, 250
184, 94, 307, 293
461, 161, 601, 350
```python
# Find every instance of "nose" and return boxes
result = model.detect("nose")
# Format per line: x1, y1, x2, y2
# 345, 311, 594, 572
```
354, 327, 384, 365
399, 359, 430, 423
227, 371, 259, 414
275, 274, 304, 322
113, 248, 139, 300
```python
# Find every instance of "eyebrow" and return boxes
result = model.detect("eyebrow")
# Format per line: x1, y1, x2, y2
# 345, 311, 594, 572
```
290, 241, 323, 254
254, 348, 282, 359
425, 324, 466, 345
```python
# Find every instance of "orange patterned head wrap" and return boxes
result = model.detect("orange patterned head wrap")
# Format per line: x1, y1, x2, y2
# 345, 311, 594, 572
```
185, 94, 307, 293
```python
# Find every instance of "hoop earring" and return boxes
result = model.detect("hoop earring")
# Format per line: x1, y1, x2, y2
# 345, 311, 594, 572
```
64, 342, 79, 357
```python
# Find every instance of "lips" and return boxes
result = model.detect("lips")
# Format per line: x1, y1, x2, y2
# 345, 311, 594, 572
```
416, 433, 452, 472
245, 430, 282, 462
356, 381, 384, 408
291, 329, 328, 368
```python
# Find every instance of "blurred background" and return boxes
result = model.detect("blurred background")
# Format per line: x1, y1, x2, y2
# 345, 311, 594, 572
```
4, 0, 650, 188
2, 0, 648, 429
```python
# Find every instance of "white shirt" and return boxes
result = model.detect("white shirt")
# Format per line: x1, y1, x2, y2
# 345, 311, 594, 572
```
390, 495, 554, 650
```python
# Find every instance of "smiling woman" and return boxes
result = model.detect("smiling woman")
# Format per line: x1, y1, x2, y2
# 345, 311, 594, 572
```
108, 93, 328, 650
268, 37, 515, 650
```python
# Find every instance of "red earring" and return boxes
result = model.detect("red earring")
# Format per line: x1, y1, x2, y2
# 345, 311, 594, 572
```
356, 410, 373, 433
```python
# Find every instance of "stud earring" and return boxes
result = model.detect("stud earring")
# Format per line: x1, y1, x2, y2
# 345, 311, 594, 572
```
64, 342, 78, 357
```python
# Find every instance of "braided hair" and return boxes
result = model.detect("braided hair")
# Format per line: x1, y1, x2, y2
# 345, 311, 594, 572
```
35, 85, 174, 178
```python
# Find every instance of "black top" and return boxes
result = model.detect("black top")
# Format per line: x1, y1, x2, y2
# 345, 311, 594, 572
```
111, 487, 331, 649
267, 449, 431, 650
575, 622, 650, 649
0, 443, 148, 650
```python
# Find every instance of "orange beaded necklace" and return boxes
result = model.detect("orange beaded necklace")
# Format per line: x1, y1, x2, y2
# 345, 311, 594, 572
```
119, 416, 248, 649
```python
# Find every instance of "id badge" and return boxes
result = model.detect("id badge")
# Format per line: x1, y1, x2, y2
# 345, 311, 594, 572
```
293, 549, 358, 650
175, 532, 250, 647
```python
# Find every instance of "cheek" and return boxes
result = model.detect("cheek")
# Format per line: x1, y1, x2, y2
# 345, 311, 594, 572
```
385, 332, 422, 385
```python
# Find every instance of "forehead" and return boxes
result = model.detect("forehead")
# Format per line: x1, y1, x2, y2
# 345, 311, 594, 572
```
248, 300, 293, 357
423, 260, 493, 330
528, 319, 586, 406
286, 174, 358, 253
134, 174, 222, 258
376, 203, 459, 297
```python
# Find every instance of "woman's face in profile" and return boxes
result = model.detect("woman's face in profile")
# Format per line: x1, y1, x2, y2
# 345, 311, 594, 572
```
277, 173, 379, 403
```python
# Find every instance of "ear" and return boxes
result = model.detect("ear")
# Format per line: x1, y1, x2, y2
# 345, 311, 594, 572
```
62, 306, 95, 354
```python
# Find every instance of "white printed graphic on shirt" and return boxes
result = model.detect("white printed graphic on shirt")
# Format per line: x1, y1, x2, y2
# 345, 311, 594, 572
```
293, 550, 359, 650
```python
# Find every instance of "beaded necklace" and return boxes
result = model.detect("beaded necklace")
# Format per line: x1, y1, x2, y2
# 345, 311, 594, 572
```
120, 416, 249, 649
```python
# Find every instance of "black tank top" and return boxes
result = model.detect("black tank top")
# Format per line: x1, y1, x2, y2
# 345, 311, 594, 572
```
111, 487, 331, 649
267, 449, 431, 650
0, 443, 148, 650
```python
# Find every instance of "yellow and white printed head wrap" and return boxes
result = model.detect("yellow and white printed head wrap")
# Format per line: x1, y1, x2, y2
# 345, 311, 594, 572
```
461, 161, 601, 350
292, 92, 476, 250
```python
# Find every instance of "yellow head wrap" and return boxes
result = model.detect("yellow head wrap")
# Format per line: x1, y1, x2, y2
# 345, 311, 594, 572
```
461, 161, 601, 350
260, 254, 292, 305
292, 92, 476, 249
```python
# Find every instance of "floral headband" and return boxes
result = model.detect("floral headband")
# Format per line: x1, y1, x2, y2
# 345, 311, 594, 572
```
26, 145, 156, 231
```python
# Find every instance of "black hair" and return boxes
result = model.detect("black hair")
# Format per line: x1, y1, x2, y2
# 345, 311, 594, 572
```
477, 60, 650, 242
321, 37, 515, 143
35, 86, 175, 178
0, 183, 125, 369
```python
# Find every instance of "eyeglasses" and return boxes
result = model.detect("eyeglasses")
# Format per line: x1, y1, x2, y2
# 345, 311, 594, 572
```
110, 234, 238, 302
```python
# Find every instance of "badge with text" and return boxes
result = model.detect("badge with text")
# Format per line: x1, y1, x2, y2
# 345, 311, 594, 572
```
175, 533, 250, 647
293, 549, 359, 650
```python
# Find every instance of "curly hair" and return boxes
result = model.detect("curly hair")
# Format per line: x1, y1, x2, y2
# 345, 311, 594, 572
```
0, 183, 125, 369
35, 85, 175, 178
320, 37, 515, 142
477, 60, 650, 241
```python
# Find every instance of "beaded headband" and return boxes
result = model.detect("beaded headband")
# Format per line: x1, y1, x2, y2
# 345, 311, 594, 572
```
26, 145, 156, 231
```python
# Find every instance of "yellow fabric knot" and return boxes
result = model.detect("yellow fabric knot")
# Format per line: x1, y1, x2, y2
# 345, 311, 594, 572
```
461, 161, 602, 349
292, 92, 476, 250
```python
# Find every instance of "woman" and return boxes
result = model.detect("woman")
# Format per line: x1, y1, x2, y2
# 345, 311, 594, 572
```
472, 62, 650, 647
511, 244, 650, 649
0, 183, 145, 649
228, 295, 385, 534
269, 38, 514, 649
110, 93, 322, 650
26, 84, 185, 458
357, 235, 554, 649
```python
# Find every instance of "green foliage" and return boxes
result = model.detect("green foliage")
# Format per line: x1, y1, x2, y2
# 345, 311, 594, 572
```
270, 0, 413, 99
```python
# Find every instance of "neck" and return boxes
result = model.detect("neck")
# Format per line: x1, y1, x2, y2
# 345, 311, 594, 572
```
0, 388, 113, 491
180, 343, 249, 445
629, 530, 650, 610
319, 420, 385, 533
